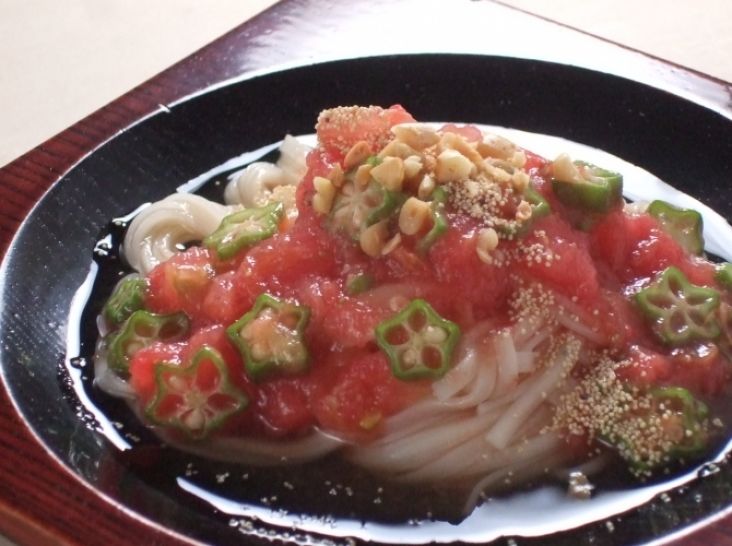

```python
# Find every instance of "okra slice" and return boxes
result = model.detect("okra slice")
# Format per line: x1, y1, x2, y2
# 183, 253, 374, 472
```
375, 298, 460, 380
107, 310, 190, 374
717, 302, 732, 361
651, 387, 709, 457
604, 386, 709, 472
523, 184, 551, 224
145, 346, 248, 440
495, 182, 551, 238
716, 263, 732, 290
103, 277, 146, 326
417, 186, 448, 255
345, 272, 374, 296
635, 266, 720, 345
204, 202, 284, 260
329, 179, 402, 240
551, 158, 623, 213
227, 293, 311, 381
647, 200, 704, 256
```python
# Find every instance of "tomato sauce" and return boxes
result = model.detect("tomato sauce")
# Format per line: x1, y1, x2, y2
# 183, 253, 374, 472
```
119, 105, 731, 449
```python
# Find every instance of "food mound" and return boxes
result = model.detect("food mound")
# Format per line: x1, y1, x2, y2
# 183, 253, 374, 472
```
95, 104, 732, 500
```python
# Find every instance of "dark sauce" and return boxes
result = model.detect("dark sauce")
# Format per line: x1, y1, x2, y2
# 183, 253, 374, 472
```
60, 145, 732, 544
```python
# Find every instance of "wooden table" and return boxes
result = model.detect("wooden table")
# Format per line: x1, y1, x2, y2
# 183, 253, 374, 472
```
0, 1, 730, 544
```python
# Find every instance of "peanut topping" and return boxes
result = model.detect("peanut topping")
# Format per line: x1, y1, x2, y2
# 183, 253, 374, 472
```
312, 176, 336, 214
360, 220, 389, 257
552, 153, 580, 182
516, 200, 532, 222
354, 163, 372, 189
403, 155, 424, 180
381, 233, 402, 255
317, 116, 538, 262
439, 132, 483, 165
480, 160, 513, 184
510, 150, 527, 169
417, 174, 436, 199
435, 149, 474, 183
399, 197, 431, 235
391, 123, 440, 150
371, 156, 405, 192
328, 164, 344, 188
344, 141, 372, 170
476, 227, 499, 264
476, 133, 517, 160
512, 170, 530, 192
378, 140, 418, 160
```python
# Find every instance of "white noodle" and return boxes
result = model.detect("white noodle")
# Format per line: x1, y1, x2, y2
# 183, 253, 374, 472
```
123, 193, 234, 274
224, 162, 289, 208
485, 337, 580, 450
375, 412, 460, 447
433, 346, 479, 401
399, 434, 491, 482
516, 350, 535, 373
224, 136, 309, 207
276, 134, 310, 184
441, 358, 498, 409
494, 330, 519, 391
93, 341, 136, 399
522, 327, 553, 353
486, 339, 580, 449
165, 429, 344, 465
557, 313, 606, 344
350, 411, 499, 474
462, 432, 567, 514
476, 387, 523, 417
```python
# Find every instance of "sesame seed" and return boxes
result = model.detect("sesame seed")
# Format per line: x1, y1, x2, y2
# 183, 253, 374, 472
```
552, 353, 709, 475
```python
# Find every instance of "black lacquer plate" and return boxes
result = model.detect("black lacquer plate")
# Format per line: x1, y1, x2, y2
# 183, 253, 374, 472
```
1, 54, 732, 545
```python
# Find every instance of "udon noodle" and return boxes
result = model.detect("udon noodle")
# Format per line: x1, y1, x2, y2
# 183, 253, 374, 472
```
94, 105, 731, 511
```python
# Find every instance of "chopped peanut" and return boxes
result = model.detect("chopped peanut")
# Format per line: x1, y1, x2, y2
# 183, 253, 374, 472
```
360, 220, 388, 257
391, 123, 440, 150
510, 150, 527, 169
417, 174, 436, 199
477, 133, 517, 160
512, 170, 530, 192
355, 164, 372, 188
314, 176, 335, 199
399, 197, 431, 235
313, 176, 336, 214
371, 156, 405, 191
439, 132, 483, 165
344, 141, 372, 170
382, 233, 402, 255
476, 227, 499, 264
422, 153, 437, 172
328, 164, 344, 188
476, 249, 492, 265
378, 140, 418, 160
403, 155, 423, 180
516, 200, 532, 222
435, 149, 474, 183
481, 160, 513, 184
552, 153, 579, 182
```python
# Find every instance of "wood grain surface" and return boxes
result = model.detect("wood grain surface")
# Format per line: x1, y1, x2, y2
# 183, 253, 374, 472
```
0, 1, 730, 544
0, 7, 280, 546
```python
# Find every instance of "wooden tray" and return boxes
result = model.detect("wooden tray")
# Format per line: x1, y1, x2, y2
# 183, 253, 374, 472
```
0, 1, 730, 544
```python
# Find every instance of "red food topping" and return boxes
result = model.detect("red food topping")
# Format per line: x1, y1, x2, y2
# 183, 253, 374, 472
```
117, 104, 730, 451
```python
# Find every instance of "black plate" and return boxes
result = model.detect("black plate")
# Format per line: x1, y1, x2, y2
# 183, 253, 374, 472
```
2, 54, 732, 545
